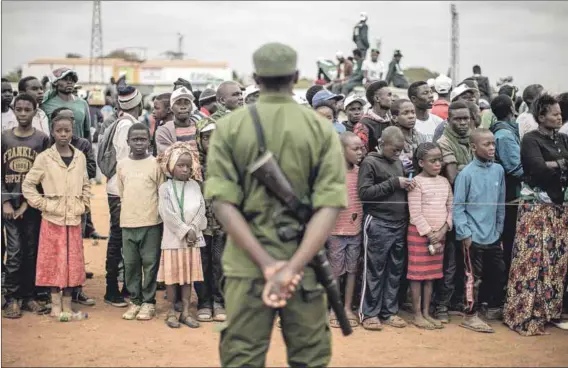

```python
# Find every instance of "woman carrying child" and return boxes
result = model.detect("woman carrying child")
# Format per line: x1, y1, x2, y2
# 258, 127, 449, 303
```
22, 110, 91, 321
406, 142, 453, 329
157, 142, 207, 328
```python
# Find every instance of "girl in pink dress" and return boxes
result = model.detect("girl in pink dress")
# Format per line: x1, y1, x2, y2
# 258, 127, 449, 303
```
407, 142, 453, 330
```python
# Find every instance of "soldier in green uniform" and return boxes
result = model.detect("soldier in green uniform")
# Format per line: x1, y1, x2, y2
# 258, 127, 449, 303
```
204, 42, 348, 367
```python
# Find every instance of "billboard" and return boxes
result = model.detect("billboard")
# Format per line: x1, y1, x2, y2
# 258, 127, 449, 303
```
113, 66, 138, 84
139, 68, 162, 84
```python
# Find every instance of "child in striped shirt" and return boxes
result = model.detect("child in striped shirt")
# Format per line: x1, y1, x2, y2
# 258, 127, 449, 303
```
407, 142, 453, 330
327, 132, 364, 328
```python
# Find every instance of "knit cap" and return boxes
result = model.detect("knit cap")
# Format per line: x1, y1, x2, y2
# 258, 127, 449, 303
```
118, 86, 142, 110
170, 86, 194, 106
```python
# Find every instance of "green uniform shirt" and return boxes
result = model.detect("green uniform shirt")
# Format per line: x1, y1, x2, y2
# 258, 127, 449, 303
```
204, 93, 348, 279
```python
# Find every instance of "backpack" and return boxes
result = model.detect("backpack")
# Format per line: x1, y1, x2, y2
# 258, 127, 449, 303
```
97, 114, 137, 178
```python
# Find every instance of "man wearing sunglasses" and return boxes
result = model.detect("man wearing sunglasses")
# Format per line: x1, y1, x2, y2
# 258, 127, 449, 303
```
42, 68, 92, 142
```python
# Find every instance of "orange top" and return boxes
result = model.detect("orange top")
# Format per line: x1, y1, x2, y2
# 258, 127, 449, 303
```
431, 100, 449, 121
331, 166, 363, 236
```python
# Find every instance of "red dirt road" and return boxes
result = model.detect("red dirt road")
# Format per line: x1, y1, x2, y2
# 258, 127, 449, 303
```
2, 184, 568, 367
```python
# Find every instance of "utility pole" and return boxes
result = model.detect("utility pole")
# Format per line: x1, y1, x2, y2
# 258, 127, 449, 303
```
89, 0, 104, 83
450, 3, 459, 85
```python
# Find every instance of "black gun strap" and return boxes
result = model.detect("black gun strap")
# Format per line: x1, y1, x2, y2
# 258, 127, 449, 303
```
248, 104, 266, 155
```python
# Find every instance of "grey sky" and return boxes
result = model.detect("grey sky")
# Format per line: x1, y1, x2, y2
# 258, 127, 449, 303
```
2, 1, 567, 92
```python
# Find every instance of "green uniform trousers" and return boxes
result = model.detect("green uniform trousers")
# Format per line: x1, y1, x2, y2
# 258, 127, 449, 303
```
219, 276, 331, 367
122, 225, 162, 306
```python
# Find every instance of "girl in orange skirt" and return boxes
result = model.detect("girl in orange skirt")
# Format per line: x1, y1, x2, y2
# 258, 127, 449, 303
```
157, 142, 206, 328
407, 142, 453, 330
22, 112, 91, 321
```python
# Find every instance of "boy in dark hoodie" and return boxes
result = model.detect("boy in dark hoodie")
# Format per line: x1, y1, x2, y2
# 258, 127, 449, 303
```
489, 95, 523, 277
354, 80, 393, 155
194, 118, 226, 323
357, 126, 414, 331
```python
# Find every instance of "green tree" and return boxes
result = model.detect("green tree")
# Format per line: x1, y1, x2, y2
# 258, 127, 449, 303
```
403, 67, 439, 83
66, 53, 83, 58
161, 50, 184, 60
104, 49, 143, 62
2, 67, 22, 82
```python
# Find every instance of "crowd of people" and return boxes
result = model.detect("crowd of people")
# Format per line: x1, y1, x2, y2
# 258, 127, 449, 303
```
307, 68, 568, 336
1, 48, 568, 341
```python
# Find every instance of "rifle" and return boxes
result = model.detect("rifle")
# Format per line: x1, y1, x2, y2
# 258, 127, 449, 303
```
246, 104, 353, 337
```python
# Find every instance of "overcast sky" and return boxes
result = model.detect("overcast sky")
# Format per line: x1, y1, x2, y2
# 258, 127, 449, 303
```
2, 1, 567, 92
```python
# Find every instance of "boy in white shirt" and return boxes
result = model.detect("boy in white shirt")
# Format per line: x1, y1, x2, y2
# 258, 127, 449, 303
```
362, 49, 385, 84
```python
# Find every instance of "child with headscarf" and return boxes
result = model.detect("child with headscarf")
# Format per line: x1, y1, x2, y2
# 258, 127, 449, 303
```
157, 142, 207, 329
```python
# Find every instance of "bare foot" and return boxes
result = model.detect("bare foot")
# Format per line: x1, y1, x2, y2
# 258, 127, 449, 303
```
50, 305, 61, 318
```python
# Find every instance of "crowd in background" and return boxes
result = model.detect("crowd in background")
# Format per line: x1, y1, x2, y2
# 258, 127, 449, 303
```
1, 45, 568, 338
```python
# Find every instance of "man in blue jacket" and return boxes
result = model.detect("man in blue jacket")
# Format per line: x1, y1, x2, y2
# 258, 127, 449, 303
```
489, 95, 523, 277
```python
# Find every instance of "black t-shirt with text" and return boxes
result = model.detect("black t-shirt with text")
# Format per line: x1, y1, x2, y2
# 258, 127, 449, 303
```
1, 128, 50, 208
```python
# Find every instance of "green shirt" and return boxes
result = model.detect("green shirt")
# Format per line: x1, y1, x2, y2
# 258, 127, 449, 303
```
481, 109, 497, 129
42, 95, 91, 140
204, 93, 348, 278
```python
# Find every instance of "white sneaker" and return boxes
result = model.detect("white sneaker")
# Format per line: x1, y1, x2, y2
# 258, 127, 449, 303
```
136, 303, 156, 321
122, 303, 141, 320
552, 320, 568, 330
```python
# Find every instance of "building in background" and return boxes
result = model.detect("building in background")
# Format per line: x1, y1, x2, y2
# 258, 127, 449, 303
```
21, 57, 231, 103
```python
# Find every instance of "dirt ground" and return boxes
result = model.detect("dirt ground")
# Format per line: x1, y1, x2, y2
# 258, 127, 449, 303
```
2, 183, 568, 367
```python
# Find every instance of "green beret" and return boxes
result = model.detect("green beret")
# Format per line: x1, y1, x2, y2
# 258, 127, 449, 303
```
253, 42, 297, 77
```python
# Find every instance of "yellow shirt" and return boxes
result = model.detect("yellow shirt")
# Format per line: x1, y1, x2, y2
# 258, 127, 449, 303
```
117, 156, 164, 228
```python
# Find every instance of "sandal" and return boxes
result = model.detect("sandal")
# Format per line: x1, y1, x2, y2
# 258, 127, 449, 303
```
213, 306, 226, 322
196, 308, 213, 322
362, 317, 383, 331
3, 300, 22, 319
329, 311, 340, 328
423, 315, 444, 329
382, 315, 407, 328
411, 316, 436, 330
346, 311, 360, 327
180, 314, 200, 328
22, 299, 50, 315
166, 311, 180, 329
460, 314, 494, 333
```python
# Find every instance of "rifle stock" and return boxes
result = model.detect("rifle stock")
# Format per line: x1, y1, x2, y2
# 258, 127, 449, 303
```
248, 151, 353, 336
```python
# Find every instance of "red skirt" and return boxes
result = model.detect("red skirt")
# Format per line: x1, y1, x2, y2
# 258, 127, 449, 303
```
35, 219, 86, 288
407, 225, 444, 281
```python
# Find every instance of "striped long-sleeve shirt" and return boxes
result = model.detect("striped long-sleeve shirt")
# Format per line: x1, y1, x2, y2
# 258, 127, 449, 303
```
408, 175, 453, 237
331, 166, 363, 236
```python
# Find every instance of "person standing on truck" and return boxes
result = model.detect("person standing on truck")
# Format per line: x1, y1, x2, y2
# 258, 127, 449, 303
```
353, 12, 370, 59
